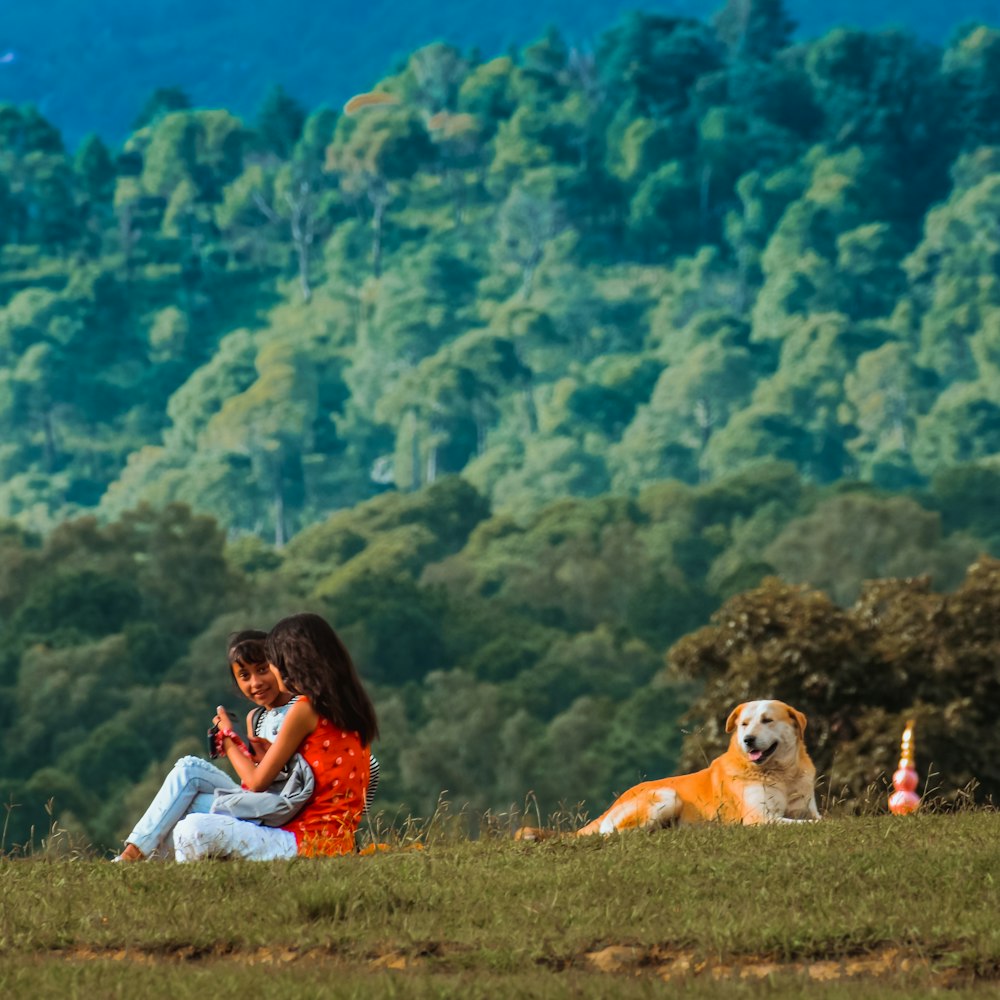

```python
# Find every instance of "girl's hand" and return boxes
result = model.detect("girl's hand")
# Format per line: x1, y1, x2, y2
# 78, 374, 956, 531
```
249, 737, 272, 759
214, 706, 239, 754
235, 698, 319, 791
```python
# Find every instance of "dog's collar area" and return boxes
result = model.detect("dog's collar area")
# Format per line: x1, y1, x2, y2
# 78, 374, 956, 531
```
747, 742, 778, 764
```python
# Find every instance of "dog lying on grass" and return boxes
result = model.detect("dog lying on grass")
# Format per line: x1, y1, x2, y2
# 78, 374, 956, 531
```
517, 700, 820, 840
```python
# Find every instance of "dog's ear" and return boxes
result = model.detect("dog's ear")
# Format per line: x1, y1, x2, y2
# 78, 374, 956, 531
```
725, 704, 746, 733
785, 705, 807, 737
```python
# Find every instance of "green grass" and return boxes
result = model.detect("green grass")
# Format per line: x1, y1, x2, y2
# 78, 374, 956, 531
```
1, 814, 998, 997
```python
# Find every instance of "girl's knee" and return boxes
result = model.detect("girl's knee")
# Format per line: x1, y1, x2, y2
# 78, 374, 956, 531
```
174, 814, 224, 861
173, 813, 200, 844
172, 756, 224, 784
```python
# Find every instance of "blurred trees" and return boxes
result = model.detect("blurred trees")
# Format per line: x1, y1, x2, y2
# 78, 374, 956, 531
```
0, 504, 240, 848
0, 7, 999, 848
0, 12, 995, 530
0, 463, 997, 851
668, 557, 1000, 806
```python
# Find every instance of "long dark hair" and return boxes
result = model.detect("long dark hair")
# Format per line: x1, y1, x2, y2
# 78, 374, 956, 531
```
265, 613, 379, 746
226, 629, 269, 686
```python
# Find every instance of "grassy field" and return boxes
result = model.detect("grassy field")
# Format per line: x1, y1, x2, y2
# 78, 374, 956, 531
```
1, 812, 998, 998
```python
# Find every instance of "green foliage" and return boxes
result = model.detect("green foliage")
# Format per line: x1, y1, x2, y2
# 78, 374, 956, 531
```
2, 8, 1000, 853
596, 14, 722, 119
1, 463, 998, 849
132, 87, 192, 131
763, 491, 979, 604
254, 85, 307, 159
0, 11, 996, 528
714, 0, 797, 61
0, 504, 240, 847
669, 557, 1000, 804
926, 463, 1000, 547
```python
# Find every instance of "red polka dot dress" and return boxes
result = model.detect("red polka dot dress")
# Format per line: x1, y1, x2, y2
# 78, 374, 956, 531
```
281, 709, 370, 857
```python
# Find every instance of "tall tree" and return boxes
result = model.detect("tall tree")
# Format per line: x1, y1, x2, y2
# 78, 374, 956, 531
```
325, 104, 434, 277
254, 84, 307, 158
207, 338, 319, 546
713, 0, 796, 61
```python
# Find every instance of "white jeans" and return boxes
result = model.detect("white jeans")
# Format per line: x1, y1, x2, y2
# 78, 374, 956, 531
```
126, 755, 238, 858
173, 813, 298, 862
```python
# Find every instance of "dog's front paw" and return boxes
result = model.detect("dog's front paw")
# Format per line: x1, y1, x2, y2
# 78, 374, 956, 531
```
514, 825, 554, 842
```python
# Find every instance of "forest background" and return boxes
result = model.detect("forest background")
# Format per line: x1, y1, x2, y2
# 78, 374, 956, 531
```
1, 0, 1000, 853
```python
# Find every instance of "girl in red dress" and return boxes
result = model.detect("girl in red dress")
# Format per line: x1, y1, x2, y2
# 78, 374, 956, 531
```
173, 613, 379, 861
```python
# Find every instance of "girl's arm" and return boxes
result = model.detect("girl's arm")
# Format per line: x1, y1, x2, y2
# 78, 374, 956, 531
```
216, 700, 319, 791
244, 708, 259, 760
242, 708, 272, 760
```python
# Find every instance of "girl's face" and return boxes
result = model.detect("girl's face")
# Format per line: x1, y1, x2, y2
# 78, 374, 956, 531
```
231, 659, 289, 709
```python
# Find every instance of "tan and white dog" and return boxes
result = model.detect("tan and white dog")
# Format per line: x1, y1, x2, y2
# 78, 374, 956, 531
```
519, 700, 820, 839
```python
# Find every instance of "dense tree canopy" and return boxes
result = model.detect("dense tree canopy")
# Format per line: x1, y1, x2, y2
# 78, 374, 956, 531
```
0, 466, 996, 850
0, 10, 997, 535
1, 5, 999, 850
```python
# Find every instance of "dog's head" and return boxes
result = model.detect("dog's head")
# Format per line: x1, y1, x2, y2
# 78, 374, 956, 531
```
725, 700, 807, 769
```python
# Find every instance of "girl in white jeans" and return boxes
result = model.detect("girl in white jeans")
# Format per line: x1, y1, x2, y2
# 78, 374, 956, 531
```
116, 631, 294, 861
118, 631, 380, 861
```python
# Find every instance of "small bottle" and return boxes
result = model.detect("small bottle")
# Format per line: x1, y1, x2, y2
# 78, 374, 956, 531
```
888, 719, 920, 815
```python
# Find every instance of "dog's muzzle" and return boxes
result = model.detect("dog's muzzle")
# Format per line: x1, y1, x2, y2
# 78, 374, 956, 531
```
744, 740, 778, 764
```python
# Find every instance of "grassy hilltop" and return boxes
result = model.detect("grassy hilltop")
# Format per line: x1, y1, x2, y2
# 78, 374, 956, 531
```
1, 813, 998, 997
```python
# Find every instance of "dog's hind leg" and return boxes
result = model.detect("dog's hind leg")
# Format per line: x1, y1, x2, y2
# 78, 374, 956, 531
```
578, 785, 681, 836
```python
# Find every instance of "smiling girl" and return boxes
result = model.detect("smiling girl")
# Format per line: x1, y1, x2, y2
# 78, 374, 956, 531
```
115, 630, 293, 861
